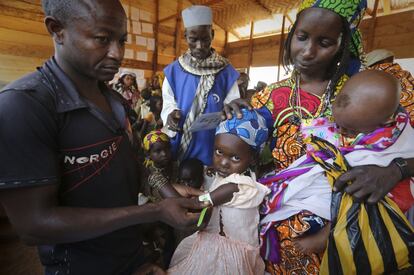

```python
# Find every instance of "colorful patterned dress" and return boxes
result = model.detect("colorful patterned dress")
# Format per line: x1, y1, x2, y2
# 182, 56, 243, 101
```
252, 76, 346, 275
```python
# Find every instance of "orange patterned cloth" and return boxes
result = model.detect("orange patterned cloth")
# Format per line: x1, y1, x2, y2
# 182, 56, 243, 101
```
370, 63, 414, 125
251, 76, 347, 172
264, 211, 325, 275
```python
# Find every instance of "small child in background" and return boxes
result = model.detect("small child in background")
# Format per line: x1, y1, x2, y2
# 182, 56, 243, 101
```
168, 109, 270, 275
141, 130, 178, 268
177, 158, 204, 190
142, 130, 178, 202
139, 95, 164, 139
114, 71, 140, 110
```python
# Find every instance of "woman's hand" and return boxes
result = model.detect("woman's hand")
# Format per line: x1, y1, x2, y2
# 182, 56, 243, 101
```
222, 98, 252, 120
334, 163, 401, 203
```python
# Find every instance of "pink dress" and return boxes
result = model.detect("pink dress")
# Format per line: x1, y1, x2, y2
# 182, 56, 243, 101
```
168, 173, 269, 275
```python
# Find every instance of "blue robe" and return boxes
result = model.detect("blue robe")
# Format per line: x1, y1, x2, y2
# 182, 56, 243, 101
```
164, 60, 239, 165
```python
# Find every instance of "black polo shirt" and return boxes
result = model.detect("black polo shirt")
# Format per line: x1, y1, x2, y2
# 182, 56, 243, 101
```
0, 58, 144, 274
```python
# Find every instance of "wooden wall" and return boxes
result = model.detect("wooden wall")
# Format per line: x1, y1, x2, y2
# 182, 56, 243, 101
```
0, 0, 226, 86
1, 1, 412, 86
226, 10, 414, 69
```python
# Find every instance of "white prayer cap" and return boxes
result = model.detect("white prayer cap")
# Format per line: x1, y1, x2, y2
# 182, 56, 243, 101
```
119, 70, 136, 78
366, 49, 395, 67
182, 5, 212, 28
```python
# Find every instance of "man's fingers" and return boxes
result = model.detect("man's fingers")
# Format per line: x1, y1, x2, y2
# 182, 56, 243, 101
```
177, 197, 204, 210
334, 170, 357, 192
351, 188, 371, 203
185, 186, 204, 197
236, 98, 252, 110
366, 191, 384, 204
229, 102, 242, 118
343, 180, 364, 195
222, 105, 232, 120
173, 109, 181, 119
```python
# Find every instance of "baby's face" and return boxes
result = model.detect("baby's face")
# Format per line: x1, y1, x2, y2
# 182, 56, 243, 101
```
178, 168, 203, 188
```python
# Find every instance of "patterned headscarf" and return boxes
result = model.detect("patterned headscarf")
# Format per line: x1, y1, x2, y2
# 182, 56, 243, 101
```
298, 0, 367, 74
216, 109, 268, 152
143, 130, 169, 152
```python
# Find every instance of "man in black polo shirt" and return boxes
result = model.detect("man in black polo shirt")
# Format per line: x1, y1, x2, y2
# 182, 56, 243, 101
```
0, 1, 203, 274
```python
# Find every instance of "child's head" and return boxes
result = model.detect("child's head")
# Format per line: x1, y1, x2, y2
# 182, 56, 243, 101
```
143, 130, 171, 168
213, 109, 268, 177
333, 70, 400, 138
141, 88, 151, 101
149, 95, 163, 115
178, 158, 204, 189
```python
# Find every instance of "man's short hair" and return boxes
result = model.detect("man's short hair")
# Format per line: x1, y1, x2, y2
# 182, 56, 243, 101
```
41, 0, 92, 24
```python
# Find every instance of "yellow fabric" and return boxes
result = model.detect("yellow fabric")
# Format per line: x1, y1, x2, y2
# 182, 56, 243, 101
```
307, 136, 414, 274
142, 130, 169, 152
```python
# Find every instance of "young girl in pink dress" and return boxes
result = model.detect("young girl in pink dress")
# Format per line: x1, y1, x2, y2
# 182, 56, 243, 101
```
168, 109, 270, 275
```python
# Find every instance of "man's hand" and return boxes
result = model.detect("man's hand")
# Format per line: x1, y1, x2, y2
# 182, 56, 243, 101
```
132, 263, 166, 275
172, 183, 204, 198
166, 109, 182, 132
222, 98, 251, 120
158, 197, 204, 230
334, 164, 401, 204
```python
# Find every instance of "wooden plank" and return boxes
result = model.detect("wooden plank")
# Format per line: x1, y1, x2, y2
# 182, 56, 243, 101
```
175, 0, 183, 59
0, 4, 44, 22
122, 58, 163, 71
382, 0, 391, 15
159, 14, 177, 23
277, 15, 286, 81
247, 21, 254, 75
1, 0, 42, 14
0, 15, 48, 35
0, 28, 52, 47
0, 54, 46, 83
373, 32, 414, 48
153, 0, 159, 75
367, 0, 380, 51
0, 40, 53, 59
159, 25, 176, 36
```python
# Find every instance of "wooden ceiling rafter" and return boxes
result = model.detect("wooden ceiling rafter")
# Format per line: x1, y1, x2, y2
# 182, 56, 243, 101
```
253, 0, 273, 15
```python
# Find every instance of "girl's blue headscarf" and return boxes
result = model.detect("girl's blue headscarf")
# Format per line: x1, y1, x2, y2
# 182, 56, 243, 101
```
216, 109, 269, 152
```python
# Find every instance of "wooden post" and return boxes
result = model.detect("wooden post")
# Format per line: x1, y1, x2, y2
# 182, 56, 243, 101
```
175, 0, 183, 59
383, 0, 391, 15
277, 15, 286, 82
367, 0, 380, 52
223, 31, 228, 57
247, 21, 254, 75
152, 0, 159, 75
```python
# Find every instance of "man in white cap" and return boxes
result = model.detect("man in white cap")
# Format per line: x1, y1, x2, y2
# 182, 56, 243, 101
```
161, 5, 241, 166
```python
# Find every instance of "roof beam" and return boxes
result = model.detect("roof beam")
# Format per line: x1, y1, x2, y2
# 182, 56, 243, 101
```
252, 0, 272, 15
286, 14, 293, 25
247, 21, 254, 75
161, 0, 224, 23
